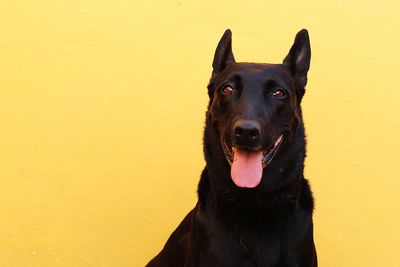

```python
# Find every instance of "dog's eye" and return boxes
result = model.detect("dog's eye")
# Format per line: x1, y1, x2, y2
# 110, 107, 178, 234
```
272, 89, 285, 97
222, 86, 236, 96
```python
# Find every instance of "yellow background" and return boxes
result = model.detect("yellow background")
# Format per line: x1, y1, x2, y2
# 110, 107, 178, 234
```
1, 0, 399, 266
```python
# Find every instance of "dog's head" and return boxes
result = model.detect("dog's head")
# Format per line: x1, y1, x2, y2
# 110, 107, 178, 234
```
206, 29, 311, 189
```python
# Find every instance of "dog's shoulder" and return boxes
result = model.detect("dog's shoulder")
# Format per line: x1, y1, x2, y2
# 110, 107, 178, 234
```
300, 178, 314, 212
146, 207, 198, 267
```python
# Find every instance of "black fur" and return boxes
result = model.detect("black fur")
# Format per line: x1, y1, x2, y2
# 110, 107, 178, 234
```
147, 29, 317, 267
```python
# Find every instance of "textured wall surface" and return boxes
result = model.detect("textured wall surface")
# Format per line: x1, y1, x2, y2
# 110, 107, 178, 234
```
0, 1, 399, 266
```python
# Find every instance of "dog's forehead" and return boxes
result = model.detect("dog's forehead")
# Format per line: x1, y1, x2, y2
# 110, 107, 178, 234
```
221, 63, 293, 86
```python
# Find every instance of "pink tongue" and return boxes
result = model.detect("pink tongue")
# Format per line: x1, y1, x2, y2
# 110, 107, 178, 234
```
231, 148, 263, 188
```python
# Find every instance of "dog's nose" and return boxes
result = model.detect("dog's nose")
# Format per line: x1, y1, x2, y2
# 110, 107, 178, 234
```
233, 119, 261, 142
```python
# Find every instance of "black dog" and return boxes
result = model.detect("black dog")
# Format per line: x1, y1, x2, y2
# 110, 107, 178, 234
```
147, 29, 317, 267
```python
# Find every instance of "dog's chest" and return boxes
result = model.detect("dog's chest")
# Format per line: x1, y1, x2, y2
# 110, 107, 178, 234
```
203, 228, 282, 267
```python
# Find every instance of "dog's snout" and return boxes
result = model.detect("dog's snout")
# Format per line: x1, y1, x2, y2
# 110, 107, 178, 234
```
233, 119, 261, 143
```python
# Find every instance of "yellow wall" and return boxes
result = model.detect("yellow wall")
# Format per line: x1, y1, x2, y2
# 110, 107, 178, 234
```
1, 0, 399, 266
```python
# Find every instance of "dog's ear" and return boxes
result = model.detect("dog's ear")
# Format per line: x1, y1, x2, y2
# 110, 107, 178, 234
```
212, 29, 235, 74
283, 29, 311, 97
208, 29, 235, 100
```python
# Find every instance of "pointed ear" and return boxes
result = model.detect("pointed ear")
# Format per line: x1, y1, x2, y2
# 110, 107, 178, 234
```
212, 29, 235, 74
283, 29, 311, 90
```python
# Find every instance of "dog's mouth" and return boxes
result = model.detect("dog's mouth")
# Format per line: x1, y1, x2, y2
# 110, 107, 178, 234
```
221, 134, 284, 188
